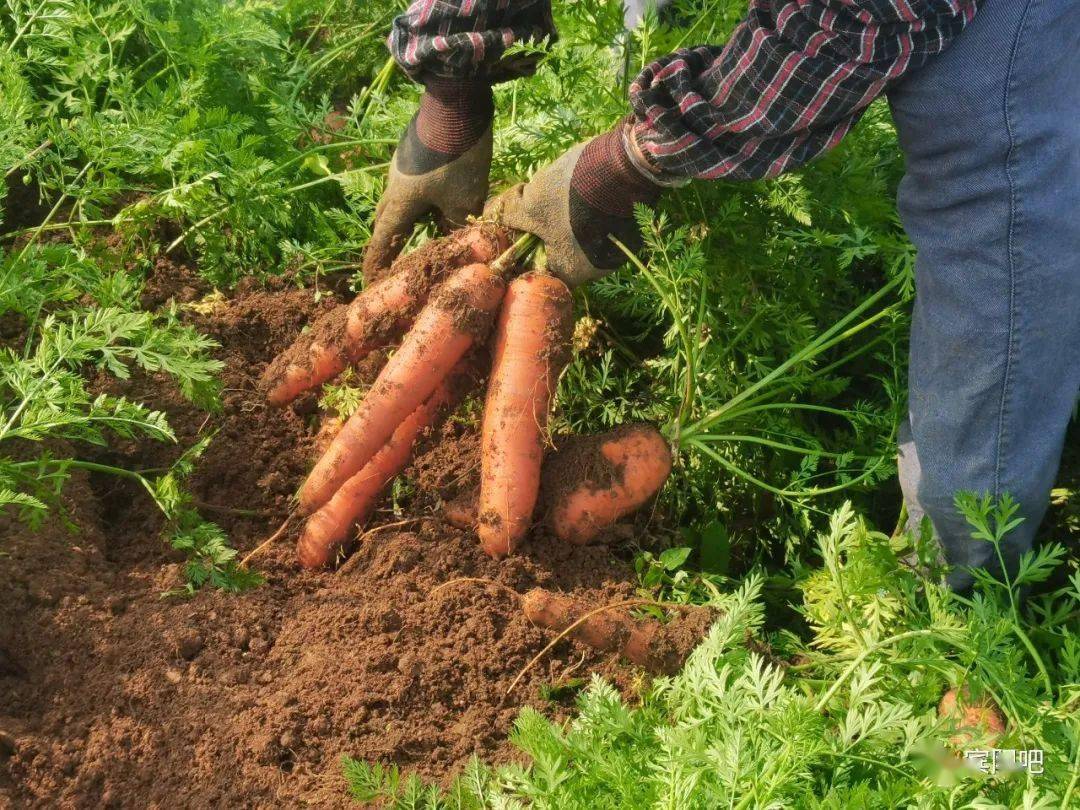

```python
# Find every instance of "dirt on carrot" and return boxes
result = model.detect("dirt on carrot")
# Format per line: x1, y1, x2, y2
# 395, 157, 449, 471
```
366, 221, 509, 287
259, 303, 353, 395
539, 428, 626, 518
0, 269, 652, 808
434, 281, 504, 341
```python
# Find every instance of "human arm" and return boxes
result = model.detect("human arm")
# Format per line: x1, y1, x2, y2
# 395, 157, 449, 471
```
493, 0, 983, 284
364, 1, 557, 280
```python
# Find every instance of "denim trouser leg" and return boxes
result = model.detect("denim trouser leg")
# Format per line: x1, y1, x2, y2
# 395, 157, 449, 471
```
887, 1, 1080, 591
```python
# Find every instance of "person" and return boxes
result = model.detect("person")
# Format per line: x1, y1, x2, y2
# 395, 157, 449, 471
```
350, 0, 1079, 592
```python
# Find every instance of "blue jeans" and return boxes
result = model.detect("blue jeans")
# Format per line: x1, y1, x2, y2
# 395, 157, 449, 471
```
888, 0, 1080, 590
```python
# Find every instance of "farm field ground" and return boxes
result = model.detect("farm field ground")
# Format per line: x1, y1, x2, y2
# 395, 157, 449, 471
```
1, 271, 653, 805
1, 2, 1077, 807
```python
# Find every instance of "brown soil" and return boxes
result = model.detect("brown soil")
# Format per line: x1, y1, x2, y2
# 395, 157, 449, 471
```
0, 265, 661, 809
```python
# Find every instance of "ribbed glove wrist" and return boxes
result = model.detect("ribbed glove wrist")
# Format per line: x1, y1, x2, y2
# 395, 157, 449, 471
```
416, 77, 495, 159
567, 125, 662, 270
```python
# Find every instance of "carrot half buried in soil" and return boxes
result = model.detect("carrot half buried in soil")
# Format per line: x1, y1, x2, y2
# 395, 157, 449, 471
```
263, 225, 508, 407
297, 361, 474, 568
477, 273, 573, 557
299, 261, 506, 514
542, 424, 673, 545
522, 588, 713, 675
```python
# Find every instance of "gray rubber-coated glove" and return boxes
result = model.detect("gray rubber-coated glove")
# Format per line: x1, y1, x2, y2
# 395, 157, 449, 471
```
485, 123, 662, 287
363, 77, 494, 283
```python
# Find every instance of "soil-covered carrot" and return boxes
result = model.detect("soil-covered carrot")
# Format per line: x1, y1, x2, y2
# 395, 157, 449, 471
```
297, 363, 472, 569
263, 225, 507, 406
522, 588, 713, 675
938, 687, 1006, 748
477, 273, 573, 557
311, 414, 343, 461
441, 490, 478, 531
541, 424, 672, 545
299, 262, 506, 514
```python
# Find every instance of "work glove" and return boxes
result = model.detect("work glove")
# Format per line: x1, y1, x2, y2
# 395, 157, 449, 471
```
363, 77, 494, 282
486, 122, 662, 287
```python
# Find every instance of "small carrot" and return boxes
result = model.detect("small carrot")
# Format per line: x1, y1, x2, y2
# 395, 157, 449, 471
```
522, 588, 711, 675
299, 262, 506, 513
477, 273, 573, 557
441, 489, 478, 531
264, 226, 507, 407
544, 424, 672, 545
938, 687, 1006, 749
297, 363, 470, 568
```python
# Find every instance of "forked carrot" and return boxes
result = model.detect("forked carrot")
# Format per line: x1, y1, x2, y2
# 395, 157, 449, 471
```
297, 363, 470, 568
477, 273, 573, 557
264, 226, 506, 406
299, 262, 506, 513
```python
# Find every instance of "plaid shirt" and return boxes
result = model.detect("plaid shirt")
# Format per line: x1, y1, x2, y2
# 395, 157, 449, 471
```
389, 1, 982, 182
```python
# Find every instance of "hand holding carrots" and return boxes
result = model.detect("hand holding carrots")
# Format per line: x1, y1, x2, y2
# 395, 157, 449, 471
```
262, 224, 672, 568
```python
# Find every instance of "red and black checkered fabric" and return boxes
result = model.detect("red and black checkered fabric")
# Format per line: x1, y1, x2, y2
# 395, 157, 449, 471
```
390, 0, 982, 182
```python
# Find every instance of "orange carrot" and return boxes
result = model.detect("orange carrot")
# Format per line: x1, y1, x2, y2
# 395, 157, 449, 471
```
938, 687, 1006, 748
264, 225, 508, 407
441, 489, 478, 531
522, 588, 711, 675
297, 364, 469, 568
545, 425, 672, 545
299, 262, 505, 513
477, 273, 573, 557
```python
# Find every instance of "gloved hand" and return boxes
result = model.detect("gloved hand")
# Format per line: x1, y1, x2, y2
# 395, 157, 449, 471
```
485, 122, 662, 287
362, 77, 494, 283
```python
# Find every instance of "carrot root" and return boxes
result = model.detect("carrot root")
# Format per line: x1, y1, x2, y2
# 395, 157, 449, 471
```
521, 588, 711, 675
544, 424, 672, 545
263, 225, 508, 407
477, 273, 573, 557
297, 361, 475, 568
299, 262, 505, 514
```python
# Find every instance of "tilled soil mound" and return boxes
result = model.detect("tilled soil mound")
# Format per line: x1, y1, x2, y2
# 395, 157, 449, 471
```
0, 270, 652, 809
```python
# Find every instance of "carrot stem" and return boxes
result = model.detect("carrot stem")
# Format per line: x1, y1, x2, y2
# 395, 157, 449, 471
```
490, 232, 540, 278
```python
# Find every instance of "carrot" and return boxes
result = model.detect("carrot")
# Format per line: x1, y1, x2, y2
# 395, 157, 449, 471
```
264, 225, 507, 407
543, 424, 672, 545
477, 273, 573, 557
522, 588, 711, 675
441, 489, 478, 531
297, 363, 470, 568
299, 261, 506, 513
311, 413, 343, 461
938, 687, 1006, 748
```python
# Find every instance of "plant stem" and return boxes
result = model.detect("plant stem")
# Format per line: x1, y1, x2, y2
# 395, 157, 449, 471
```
680, 276, 902, 443
490, 232, 540, 278
813, 629, 938, 712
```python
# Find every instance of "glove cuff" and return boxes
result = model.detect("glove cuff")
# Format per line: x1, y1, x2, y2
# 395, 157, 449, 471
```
416, 77, 495, 158
570, 124, 662, 218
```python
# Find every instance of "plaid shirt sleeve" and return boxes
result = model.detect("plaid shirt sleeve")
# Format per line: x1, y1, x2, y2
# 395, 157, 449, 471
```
630, 0, 982, 181
389, 1, 556, 83
389, 1, 981, 182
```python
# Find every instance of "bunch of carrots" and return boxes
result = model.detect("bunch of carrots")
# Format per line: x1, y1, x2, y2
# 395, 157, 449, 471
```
262, 224, 672, 569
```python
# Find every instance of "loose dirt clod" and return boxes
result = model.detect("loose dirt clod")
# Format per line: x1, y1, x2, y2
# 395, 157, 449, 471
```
0, 278, 655, 808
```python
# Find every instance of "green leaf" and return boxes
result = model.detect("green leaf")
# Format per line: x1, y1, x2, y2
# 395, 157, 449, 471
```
659, 546, 692, 571
302, 153, 331, 177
